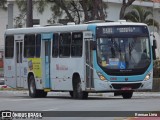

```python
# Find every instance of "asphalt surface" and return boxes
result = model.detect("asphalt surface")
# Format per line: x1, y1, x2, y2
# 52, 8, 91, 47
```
0, 91, 160, 120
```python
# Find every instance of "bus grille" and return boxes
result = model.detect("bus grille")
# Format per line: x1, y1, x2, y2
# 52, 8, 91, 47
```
111, 83, 142, 89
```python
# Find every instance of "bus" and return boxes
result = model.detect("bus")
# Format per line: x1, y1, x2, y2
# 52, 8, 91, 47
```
4, 20, 156, 99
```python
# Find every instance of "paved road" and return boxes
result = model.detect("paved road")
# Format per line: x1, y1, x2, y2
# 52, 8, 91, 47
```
0, 91, 160, 120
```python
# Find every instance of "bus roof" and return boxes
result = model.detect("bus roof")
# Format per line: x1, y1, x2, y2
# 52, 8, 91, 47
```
5, 21, 147, 35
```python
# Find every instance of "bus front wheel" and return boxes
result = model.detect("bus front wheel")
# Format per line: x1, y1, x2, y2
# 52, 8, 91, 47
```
122, 91, 133, 99
73, 76, 88, 99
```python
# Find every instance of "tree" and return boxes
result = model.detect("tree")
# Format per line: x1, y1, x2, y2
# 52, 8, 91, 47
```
124, 6, 159, 30
15, 0, 43, 27
0, 0, 7, 10
14, 0, 27, 27
26, 0, 33, 27
119, 0, 136, 19
47, 0, 108, 24
15, 0, 108, 26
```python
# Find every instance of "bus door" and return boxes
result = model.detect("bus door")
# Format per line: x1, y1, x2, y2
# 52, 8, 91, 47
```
84, 31, 94, 90
15, 35, 23, 87
42, 33, 52, 89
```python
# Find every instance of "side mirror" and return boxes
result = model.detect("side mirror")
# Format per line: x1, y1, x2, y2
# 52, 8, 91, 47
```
152, 39, 157, 60
153, 39, 157, 49
90, 41, 97, 50
152, 46, 156, 60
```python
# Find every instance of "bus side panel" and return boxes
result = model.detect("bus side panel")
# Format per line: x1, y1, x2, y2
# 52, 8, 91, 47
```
4, 59, 16, 88
51, 58, 85, 91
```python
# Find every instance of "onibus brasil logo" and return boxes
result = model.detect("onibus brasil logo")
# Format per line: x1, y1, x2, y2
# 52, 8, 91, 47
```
0, 110, 43, 119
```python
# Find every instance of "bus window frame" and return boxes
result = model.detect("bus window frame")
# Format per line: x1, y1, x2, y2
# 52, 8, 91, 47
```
5, 35, 14, 59
35, 34, 41, 58
59, 32, 71, 58
52, 33, 59, 58
71, 32, 83, 57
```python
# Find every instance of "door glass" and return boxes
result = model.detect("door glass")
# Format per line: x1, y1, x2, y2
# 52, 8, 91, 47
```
45, 40, 51, 63
44, 40, 51, 88
16, 42, 19, 63
16, 42, 22, 63
20, 42, 22, 63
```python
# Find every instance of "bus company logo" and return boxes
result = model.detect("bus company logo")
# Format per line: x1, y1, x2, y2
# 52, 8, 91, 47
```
56, 64, 68, 70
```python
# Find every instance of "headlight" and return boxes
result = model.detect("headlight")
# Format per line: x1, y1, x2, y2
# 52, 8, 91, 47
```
97, 72, 107, 81
144, 72, 151, 81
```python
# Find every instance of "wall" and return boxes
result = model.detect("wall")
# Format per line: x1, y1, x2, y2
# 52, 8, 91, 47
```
0, 9, 7, 49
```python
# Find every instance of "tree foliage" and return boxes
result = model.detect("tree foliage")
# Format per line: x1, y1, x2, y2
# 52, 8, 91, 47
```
15, 0, 108, 26
46, 0, 108, 24
15, 0, 44, 27
120, 0, 136, 19
124, 6, 159, 30
14, 0, 27, 27
0, 0, 7, 10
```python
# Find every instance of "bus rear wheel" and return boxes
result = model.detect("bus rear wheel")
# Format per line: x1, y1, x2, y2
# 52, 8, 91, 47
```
73, 76, 88, 99
28, 75, 47, 98
69, 91, 73, 98
122, 91, 133, 99
39, 90, 47, 98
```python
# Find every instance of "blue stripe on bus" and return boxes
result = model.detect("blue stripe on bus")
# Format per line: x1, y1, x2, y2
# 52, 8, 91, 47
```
93, 50, 153, 82
87, 24, 96, 39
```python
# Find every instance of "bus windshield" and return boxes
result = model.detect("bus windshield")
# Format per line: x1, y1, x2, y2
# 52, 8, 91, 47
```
97, 37, 151, 70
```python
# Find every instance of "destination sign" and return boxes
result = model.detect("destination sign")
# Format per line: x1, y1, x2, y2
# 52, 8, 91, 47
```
102, 27, 140, 34
96, 26, 148, 36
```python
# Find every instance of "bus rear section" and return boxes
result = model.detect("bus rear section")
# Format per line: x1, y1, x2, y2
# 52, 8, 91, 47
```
4, 34, 31, 89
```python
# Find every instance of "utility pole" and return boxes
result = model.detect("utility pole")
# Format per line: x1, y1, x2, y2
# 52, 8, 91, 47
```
8, 1, 13, 28
26, 0, 33, 27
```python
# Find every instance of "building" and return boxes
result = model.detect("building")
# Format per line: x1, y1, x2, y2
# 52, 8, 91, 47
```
0, 0, 160, 56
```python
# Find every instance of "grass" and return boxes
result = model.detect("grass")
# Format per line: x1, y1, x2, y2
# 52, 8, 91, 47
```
0, 87, 27, 91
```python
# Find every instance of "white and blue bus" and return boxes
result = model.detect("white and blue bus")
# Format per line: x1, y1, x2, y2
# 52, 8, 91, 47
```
4, 20, 156, 99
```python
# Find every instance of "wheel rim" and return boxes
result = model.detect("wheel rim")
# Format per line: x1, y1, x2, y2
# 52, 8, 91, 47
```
77, 82, 82, 94
30, 81, 34, 94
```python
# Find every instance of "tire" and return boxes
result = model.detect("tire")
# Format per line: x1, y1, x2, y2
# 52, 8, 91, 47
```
28, 75, 47, 98
73, 76, 88, 99
122, 91, 133, 99
69, 91, 73, 98
39, 90, 48, 98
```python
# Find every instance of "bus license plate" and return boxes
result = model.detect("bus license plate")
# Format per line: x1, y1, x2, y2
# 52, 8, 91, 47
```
121, 87, 132, 90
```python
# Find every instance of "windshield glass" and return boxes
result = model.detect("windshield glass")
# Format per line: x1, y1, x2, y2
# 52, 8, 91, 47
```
97, 37, 151, 70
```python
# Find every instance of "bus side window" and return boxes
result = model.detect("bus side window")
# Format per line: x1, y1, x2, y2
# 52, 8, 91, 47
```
71, 32, 83, 57
5, 35, 14, 58
52, 33, 59, 57
24, 34, 35, 58
35, 34, 41, 58
59, 33, 71, 57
